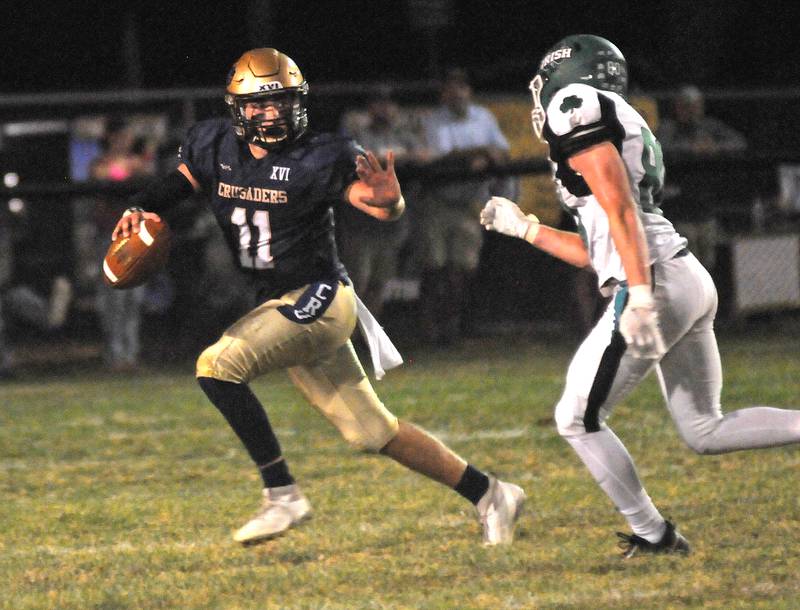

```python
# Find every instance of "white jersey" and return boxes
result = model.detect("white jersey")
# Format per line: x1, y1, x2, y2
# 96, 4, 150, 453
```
542, 83, 687, 290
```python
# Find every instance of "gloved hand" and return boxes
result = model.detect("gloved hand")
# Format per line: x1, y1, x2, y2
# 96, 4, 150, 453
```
619, 285, 666, 359
480, 196, 540, 242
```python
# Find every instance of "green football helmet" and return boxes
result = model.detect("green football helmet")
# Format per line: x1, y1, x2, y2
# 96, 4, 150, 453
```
530, 34, 628, 139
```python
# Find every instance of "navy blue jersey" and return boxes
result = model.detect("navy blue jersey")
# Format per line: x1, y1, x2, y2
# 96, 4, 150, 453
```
179, 118, 361, 301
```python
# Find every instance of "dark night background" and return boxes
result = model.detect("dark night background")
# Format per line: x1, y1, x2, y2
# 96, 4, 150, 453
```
4, 1, 800, 95
2, 0, 800, 354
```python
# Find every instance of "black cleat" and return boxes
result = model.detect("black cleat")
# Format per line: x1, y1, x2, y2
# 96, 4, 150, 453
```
616, 520, 690, 559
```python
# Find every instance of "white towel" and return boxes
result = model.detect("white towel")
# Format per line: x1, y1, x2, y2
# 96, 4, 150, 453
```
354, 294, 403, 380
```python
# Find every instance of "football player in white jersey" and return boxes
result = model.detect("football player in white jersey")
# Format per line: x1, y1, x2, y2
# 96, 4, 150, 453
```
481, 34, 800, 557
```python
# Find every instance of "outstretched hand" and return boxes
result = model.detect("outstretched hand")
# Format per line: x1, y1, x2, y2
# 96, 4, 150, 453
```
355, 150, 401, 208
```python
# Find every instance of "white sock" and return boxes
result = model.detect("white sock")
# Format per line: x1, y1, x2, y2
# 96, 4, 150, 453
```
565, 428, 666, 542
619, 490, 667, 542
266, 484, 299, 499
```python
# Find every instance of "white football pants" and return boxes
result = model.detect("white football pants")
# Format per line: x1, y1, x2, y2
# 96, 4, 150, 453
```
555, 252, 800, 537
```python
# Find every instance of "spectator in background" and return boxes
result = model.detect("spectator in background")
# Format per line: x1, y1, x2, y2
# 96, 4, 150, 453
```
657, 85, 747, 155
417, 68, 513, 345
91, 117, 156, 371
657, 85, 748, 271
0, 206, 72, 379
337, 88, 428, 319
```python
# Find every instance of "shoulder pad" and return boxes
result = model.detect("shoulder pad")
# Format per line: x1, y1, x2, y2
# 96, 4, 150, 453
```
189, 118, 229, 138
178, 118, 229, 168
546, 84, 603, 137
181, 119, 228, 149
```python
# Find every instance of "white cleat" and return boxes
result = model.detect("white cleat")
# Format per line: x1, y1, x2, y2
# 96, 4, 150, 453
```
476, 475, 526, 546
233, 484, 312, 545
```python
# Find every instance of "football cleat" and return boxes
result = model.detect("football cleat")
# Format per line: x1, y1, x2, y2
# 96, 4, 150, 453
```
616, 520, 690, 558
233, 484, 312, 545
476, 475, 526, 545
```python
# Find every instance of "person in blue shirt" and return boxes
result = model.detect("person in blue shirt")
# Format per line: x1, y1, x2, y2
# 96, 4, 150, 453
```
417, 68, 513, 344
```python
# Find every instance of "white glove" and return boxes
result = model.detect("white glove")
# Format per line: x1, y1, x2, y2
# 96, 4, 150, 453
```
480, 196, 540, 242
619, 285, 666, 359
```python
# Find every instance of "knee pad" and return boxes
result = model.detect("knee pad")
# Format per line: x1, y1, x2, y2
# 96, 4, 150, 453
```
554, 393, 589, 437
680, 431, 718, 455
340, 417, 399, 453
326, 396, 399, 453
673, 414, 726, 455
196, 336, 253, 384
289, 366, 400, 453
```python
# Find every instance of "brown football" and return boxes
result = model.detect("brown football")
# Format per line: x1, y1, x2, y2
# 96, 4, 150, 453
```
102, 217, 172, 289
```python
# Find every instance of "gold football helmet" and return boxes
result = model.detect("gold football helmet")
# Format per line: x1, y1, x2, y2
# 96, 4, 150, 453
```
225, 48, 309, 150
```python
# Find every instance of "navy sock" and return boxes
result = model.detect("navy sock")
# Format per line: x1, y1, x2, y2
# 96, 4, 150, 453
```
258, 458, 295, 488
197, 377, 294, 487
454, 464, 490, 505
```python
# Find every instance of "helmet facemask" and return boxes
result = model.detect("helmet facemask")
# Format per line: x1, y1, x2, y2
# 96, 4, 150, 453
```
529, 74, 546, 141
225, 85, 309, 151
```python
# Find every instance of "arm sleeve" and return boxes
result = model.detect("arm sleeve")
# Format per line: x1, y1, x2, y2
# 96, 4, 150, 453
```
127, 170, 195, 213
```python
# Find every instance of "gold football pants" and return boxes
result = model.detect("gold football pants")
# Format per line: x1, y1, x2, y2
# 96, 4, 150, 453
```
196, 282, 399, 451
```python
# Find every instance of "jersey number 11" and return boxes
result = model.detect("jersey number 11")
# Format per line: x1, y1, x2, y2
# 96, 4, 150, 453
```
231, 206, 274, 269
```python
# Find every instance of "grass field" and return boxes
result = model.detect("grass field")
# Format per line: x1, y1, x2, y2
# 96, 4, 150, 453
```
1, 323, 799, 609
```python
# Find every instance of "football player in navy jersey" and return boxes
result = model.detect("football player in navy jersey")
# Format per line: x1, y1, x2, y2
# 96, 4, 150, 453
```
112, 48, 525, 546
481, 35, 800, 557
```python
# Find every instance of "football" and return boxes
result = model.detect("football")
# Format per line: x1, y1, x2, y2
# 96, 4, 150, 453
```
102, 217, 172, 289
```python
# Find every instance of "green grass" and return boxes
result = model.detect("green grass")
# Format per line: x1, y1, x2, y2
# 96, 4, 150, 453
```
1, 327, 799, 609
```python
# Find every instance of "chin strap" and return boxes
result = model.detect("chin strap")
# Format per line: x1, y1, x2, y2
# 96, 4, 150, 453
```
353, 294, 403, 380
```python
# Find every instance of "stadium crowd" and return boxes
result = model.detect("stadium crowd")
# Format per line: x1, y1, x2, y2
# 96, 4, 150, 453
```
0, 69, 790, 378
